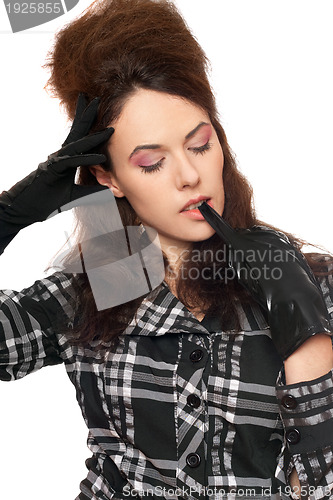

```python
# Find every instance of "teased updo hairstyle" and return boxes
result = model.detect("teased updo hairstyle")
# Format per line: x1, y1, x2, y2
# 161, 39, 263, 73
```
45, 0, 325, 344
46, 0, 254, 229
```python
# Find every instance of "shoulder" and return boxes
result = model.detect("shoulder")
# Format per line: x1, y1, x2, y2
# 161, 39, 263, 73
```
21, 271, 78, 298
306, 252, 333, 278
19, 271, 80, 324
307, 253, 333, 326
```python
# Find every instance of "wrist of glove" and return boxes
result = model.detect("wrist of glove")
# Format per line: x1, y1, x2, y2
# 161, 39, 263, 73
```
0, 94, 114, 255
199, 202, 332, 360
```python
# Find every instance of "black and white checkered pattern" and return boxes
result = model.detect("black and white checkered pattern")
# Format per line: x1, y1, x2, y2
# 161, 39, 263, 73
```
1, 257, 333, 499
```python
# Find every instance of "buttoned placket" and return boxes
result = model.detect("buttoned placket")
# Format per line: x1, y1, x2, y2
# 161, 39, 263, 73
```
175, 333, 211, 497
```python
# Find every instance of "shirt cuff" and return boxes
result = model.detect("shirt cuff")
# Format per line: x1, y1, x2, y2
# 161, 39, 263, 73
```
276, 368, 333, 454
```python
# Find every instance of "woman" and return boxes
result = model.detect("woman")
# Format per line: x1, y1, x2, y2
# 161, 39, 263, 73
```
1, 0, 333, 498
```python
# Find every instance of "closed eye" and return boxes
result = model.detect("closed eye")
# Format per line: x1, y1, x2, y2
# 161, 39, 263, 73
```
139, 158, 164, 174
139, 141, 212, 174
189, 141, 212, 155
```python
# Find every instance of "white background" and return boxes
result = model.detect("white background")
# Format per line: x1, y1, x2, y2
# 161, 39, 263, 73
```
0, 1, 332, 498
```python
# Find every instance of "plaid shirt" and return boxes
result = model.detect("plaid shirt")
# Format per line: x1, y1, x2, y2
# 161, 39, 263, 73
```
1, 260, 333, 500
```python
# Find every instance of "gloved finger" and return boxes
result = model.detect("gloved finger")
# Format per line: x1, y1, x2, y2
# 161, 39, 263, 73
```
60, 127, 114, 156
73, 93, 89, 124
47, 154, 107, 175
198, 201, 239, 247
234, 260, 266, 303
62, 96, 100, 146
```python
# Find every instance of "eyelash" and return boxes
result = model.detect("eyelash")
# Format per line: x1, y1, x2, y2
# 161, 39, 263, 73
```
140, 141, 212, 174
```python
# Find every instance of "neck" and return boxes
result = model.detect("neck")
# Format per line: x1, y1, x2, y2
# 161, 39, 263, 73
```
162, 244, 192, 284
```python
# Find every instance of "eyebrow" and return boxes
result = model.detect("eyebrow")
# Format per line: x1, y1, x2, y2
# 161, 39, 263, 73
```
129, 121, 210, 159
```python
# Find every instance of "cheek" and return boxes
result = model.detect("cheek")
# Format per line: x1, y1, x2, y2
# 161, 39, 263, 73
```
118, 182, 158, 218
127, 186, 171, 225
211, 147, 224, 178
110, 163, 144, 198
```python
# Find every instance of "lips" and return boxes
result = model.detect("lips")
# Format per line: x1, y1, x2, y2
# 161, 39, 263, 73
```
180, 196, 211, 212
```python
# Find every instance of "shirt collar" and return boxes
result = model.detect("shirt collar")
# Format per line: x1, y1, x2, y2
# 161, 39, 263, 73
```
123, 281, 211, 336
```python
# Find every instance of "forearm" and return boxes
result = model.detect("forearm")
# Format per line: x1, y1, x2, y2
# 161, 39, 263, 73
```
284, 334, 333, 385
283, 334, 333, 497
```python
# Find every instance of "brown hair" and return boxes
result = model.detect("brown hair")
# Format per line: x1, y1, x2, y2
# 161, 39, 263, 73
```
46, 0, 331, 345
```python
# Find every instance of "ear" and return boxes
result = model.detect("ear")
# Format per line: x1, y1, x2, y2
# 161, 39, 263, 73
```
89, 165, 125, 198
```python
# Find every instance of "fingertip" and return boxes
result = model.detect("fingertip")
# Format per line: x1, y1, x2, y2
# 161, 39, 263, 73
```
105, 127, 115, 136
79, 154, 106, 166
81, 96, 101, 122
96, 154, 107, 164
87, 96, 100, 110
86, 96, 100, 104
93, 127, 114, 141
77, 92, 87, 106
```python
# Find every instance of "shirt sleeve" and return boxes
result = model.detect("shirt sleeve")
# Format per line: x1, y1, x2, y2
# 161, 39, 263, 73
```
276, 369, 333, 498
275, 256, 333, 498
0, 272, 77, 381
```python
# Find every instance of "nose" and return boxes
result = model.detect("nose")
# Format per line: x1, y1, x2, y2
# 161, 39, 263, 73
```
174, 153, 200, 190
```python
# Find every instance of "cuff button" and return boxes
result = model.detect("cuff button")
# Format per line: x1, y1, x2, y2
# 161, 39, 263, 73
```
286, 428, 301, 445
281, 394, 298, 410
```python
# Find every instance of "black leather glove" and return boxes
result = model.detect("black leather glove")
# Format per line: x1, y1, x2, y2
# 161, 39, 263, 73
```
199, 202, 332, 360
0, 94, 114, 254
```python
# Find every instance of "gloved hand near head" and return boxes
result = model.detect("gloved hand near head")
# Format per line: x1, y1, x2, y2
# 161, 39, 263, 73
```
0, 94, 114, 254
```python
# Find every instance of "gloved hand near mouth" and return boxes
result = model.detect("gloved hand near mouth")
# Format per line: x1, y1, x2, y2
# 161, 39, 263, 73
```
199, 202, 332, 360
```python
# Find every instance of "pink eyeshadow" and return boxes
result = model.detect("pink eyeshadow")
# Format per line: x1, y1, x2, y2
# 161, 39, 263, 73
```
190, 125, 212, 146
130, 153, 161, 167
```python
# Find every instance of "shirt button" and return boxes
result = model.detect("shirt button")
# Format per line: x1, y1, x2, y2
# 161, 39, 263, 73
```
186, 453, 201, 468
281, 395, 298, 410
189, 349, 204, 362
187, 394, 201, 408
286, 428, 301, 445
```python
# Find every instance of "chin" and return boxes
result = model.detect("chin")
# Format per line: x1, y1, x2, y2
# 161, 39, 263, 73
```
187, 227, 216, 243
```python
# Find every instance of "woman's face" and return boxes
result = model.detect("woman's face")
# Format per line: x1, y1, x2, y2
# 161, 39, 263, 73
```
94, 89, 225, 255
